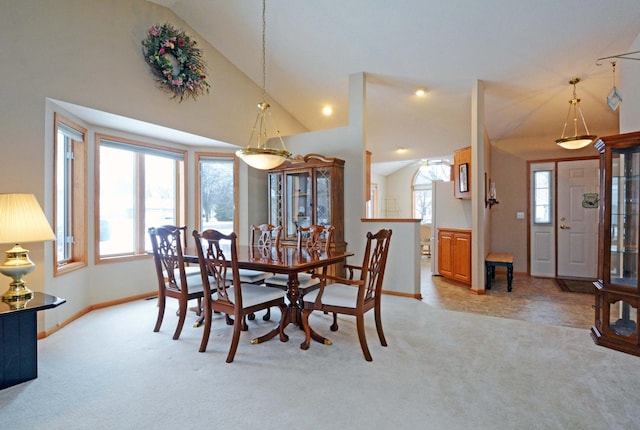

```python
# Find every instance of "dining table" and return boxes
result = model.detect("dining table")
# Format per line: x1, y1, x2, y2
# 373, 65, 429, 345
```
184, 244, 354, 347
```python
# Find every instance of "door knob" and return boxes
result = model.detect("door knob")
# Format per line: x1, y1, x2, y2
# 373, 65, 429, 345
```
559, 224, 571, 230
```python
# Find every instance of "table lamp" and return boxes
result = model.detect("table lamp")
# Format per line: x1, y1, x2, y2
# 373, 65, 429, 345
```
0, 194, 55, 302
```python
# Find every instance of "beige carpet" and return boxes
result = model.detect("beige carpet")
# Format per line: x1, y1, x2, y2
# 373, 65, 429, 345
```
1, 296, 639, 429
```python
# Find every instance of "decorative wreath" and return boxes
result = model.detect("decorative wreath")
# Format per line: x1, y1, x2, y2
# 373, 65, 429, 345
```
142, 23, 211, 102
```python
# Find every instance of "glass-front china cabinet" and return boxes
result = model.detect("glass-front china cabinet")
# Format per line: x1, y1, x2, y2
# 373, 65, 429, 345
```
592, 131, 640, 356
268, 153, 345, 253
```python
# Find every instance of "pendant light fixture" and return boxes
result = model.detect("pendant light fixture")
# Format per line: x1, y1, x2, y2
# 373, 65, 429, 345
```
555, 78, 596, 150
236, 0, 291, 170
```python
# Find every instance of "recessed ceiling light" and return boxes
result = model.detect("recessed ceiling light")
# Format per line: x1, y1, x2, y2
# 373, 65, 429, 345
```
322, 106, 333, 116
415, 88, 427, 97
396, 147, 408, 153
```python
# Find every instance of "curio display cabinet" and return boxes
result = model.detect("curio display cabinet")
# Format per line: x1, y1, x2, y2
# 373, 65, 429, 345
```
267, 153, 346, 253
592, 131, 640, 356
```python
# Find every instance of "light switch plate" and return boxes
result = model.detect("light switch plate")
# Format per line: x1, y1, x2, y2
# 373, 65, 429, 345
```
516, 212, 525, 219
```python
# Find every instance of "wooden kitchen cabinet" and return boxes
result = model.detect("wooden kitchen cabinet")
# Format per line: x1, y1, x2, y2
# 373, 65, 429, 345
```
438, 228, 471, 285
454, 146, 471, 200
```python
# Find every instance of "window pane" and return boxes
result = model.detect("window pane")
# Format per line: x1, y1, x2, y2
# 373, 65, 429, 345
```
55, 131, 72, 263
99, 146, 136, 256
200, 157, 234, 235
269, 172, 282, 226
535, 188, 549, 202
414, 190, 429, 222
413, 164, 450, 224
316, 168, 331, 226
533, 170, 552, 224
537, 172, 549, 188
285, 171, 311, 235
144, 155, 177, 250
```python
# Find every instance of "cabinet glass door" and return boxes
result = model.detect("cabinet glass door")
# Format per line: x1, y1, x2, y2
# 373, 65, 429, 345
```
285, 171, 311, 238
610, 147, 640, 288
315, 168, 331, 227
607, 297, 638, 340
268, 172, 282, 227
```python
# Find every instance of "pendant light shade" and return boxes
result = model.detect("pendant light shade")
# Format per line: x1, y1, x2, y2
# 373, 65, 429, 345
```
555, 78, 596, 150
236, 0, 291, 170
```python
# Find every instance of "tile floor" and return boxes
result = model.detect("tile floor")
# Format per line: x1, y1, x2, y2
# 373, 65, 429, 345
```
420, 257, 594, 330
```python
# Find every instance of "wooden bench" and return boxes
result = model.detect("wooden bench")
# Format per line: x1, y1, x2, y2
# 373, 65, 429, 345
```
485, 253, 514, 292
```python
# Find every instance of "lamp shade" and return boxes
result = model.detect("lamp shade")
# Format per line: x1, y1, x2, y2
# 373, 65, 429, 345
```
0, 194, 55, 244
236, 147, 290, 170
555, 136, 596, 150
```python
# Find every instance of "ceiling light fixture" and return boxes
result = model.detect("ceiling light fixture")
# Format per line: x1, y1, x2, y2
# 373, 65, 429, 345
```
415, 88, 427, 97
322, 106, 333, 116
426, 159, 448, 166
236, 0, 291, 170
555, 78, 596, 150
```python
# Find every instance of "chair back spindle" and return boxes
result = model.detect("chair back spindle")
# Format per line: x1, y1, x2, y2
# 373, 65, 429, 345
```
149, 225, 188, 293
362, 230, 392, 302
250, 223, 282, 249
194, 229, 239, 308
297, 224, 334, 254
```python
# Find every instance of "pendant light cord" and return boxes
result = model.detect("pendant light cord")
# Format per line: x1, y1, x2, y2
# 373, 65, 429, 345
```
261, 0, 267, 102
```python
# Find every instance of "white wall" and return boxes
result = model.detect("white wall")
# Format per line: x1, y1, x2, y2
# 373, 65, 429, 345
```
362, 220, 421, 297
1, 0, 307, 331
620, 34, 640, 133
283, 73, 372, 266
384, 164, 415, 218
370, 171, 386, 218
282, 73, 421, 297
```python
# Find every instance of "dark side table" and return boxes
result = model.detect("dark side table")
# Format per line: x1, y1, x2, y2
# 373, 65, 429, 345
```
0, 292, 66, 389
485, 253, 514, 292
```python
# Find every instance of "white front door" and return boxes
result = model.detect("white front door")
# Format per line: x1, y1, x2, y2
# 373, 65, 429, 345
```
556, 159, 599, 278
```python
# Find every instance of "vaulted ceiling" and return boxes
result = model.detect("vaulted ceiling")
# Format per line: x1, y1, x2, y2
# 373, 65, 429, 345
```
149, 0, 640, 174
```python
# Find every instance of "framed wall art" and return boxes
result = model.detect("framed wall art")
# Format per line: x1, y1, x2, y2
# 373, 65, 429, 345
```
459, 163, 468, 193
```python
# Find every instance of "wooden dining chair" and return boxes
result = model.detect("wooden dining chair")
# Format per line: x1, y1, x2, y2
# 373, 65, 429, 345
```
158, 224, 200, 277
228, 224, 282, 286
148, 225, 204, 340
246, 224, 283, 322
192, 229, 288, 363
264, 224, 334, 302
250, 223, 282, 249
300, 229, 392, 361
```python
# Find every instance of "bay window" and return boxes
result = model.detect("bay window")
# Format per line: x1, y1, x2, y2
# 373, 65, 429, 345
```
95, 134, 185, 261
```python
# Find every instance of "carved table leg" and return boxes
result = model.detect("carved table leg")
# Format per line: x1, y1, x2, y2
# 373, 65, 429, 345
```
286, 273, 301, 326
